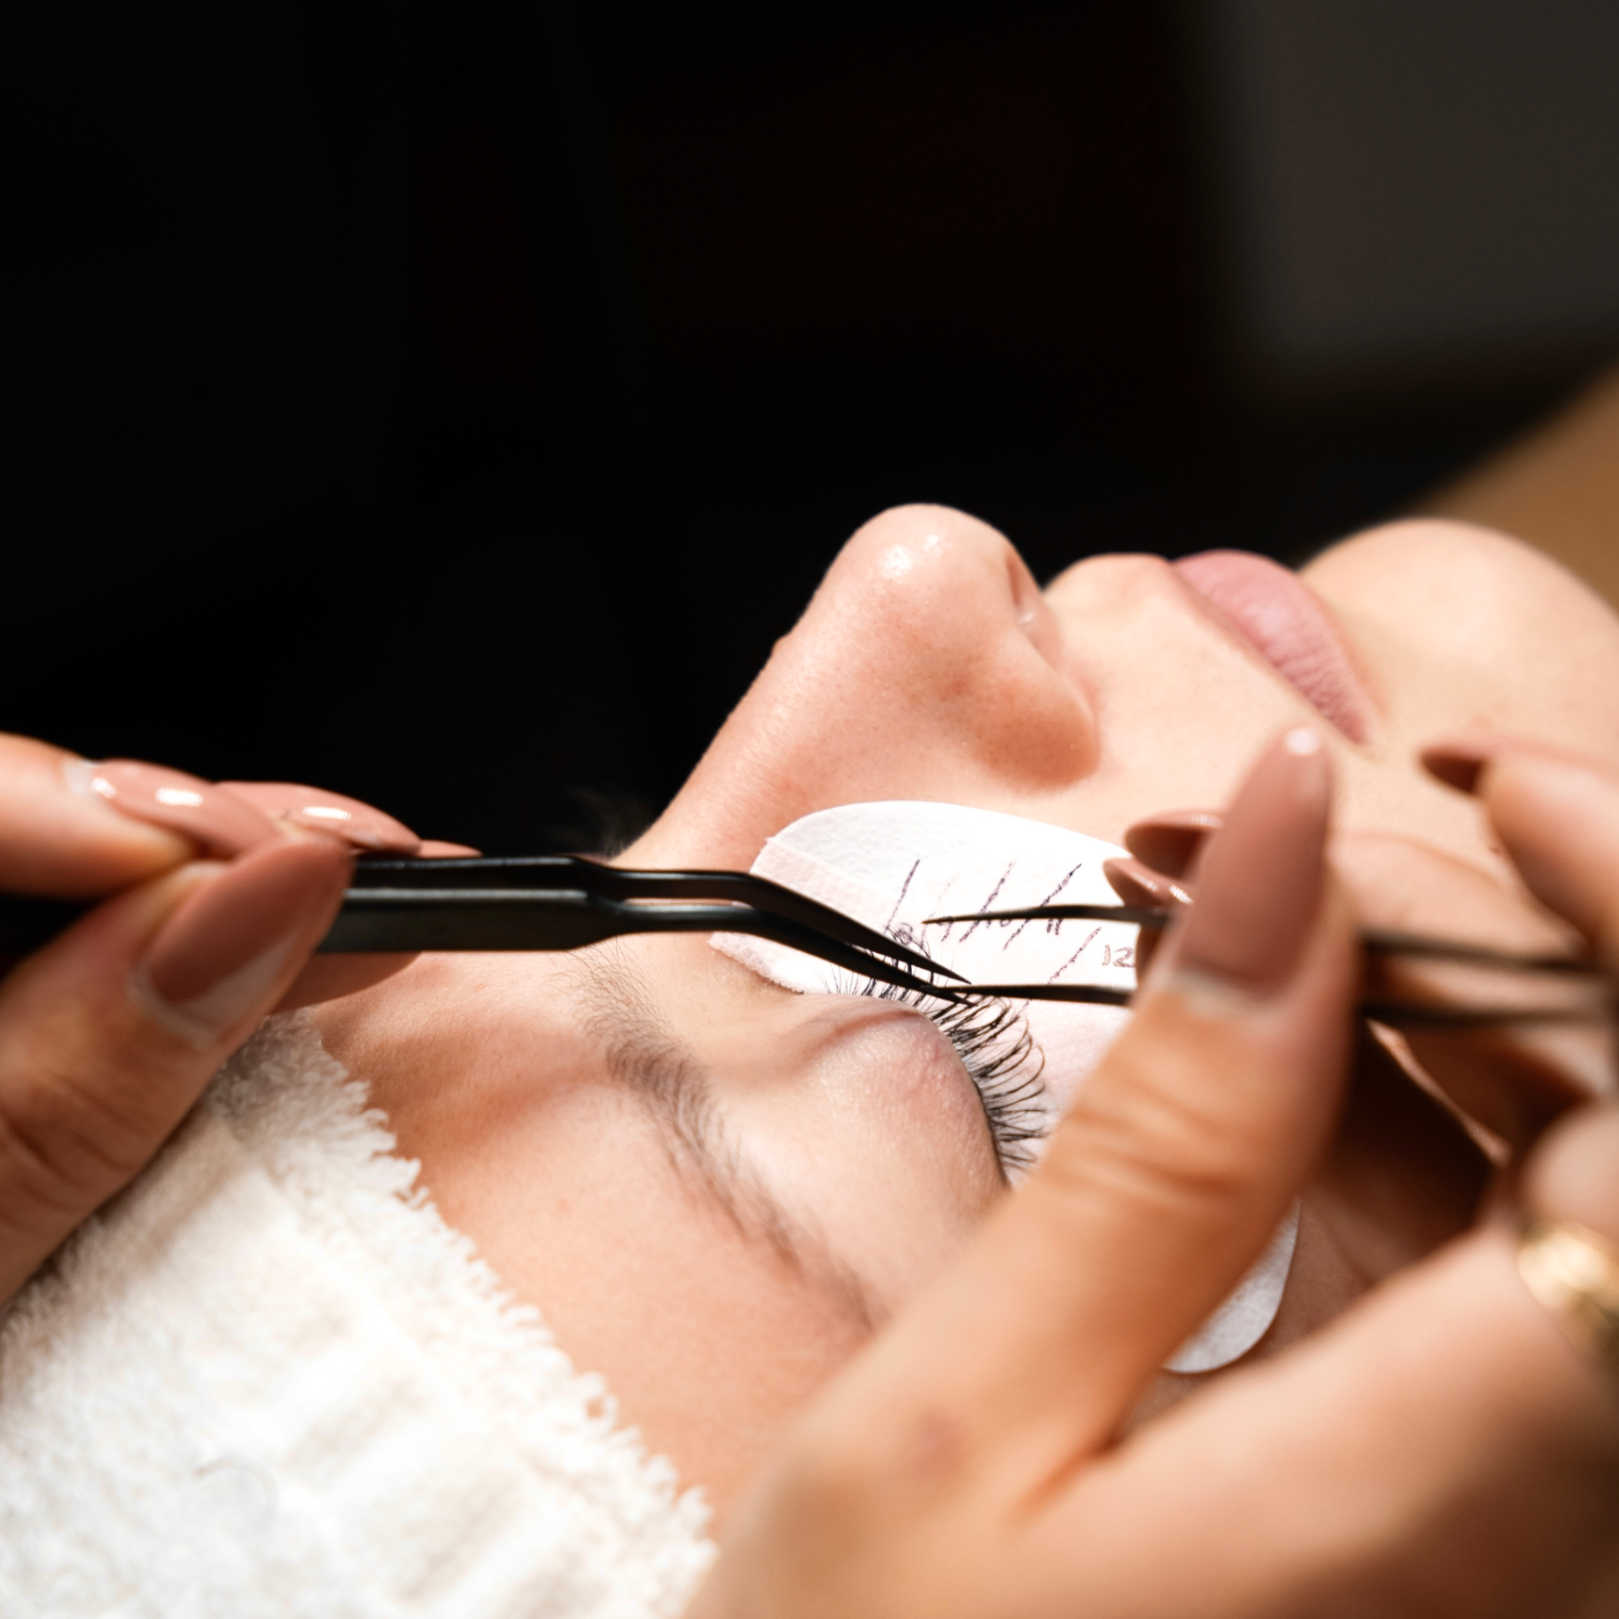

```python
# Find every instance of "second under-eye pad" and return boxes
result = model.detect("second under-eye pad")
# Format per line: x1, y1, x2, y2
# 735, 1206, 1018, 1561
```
710, 800, 1299, 1374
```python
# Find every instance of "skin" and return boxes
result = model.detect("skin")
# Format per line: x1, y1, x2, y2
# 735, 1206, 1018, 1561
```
302, 510, 1619, 1519
2, 495, 1616, 1613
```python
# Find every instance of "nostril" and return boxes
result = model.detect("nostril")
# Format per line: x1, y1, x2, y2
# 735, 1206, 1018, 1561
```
1016, 604, 1064, 671
1006, 551, 1064, 671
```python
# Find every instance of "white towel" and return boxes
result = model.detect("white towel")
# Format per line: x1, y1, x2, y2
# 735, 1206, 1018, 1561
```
0, 1013, 715, 1619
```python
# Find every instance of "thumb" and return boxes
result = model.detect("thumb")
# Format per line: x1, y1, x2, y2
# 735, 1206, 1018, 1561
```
0, 836, 349, 1303
798, 727, 1359, 1500
1062, 1104, 1619, 1619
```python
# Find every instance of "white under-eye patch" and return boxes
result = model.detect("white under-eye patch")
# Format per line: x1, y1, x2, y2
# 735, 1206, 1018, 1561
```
710, 800, 1298, 1374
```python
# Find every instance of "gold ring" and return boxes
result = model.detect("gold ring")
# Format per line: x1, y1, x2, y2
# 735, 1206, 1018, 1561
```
1516, 1216, 1619, 1385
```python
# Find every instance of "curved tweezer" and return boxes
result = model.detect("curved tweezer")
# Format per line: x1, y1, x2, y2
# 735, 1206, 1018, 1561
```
321, 855, 963, 997
0, 855, 962, 999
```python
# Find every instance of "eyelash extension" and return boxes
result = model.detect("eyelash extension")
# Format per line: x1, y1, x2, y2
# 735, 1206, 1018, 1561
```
842, 969, 1049, 1176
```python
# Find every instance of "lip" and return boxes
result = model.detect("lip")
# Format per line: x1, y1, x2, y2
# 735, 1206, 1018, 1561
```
1170, 551, 1374, 743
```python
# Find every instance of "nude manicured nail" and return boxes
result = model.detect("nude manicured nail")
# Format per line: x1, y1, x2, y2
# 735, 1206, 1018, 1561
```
68, 759, 277, 856
1419, 735, 1607, 798
1102, 856, 1193, 912
1418, 738, 1494, 795
1122, 810, 1224, 879
136, 839, 349, 1045
1166, 727, 1331, 996
218, 782, 420, 853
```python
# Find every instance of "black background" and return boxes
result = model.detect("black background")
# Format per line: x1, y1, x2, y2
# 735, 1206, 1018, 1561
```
7, 3, 1616, 852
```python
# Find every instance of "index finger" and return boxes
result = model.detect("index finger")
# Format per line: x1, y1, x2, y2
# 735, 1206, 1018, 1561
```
1044, 1107, 1619, 1619
793, 728, 1358, 1501
0, 736, 258, 897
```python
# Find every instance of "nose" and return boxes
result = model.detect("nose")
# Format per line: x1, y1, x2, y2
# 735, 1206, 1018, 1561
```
642, 505, 1098, 866
786, 504, 1097, 782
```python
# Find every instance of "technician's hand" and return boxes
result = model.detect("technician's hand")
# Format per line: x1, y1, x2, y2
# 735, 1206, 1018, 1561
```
0, 738, 448, 1308
216, 776, 477, 1006
687, 728, 1619, 1619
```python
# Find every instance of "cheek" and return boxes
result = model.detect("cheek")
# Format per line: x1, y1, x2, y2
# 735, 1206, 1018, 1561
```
452, 1085, 869, 1519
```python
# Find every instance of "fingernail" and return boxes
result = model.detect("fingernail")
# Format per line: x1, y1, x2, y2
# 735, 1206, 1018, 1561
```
67, 759, 278, 856
1419, 734, 1603, 798
1484, 750, 1619, 935
217, 782, 420, 853
1163, 727, 1331, 998
1103, 856, 1193, 912
134, 839, 349, 1046
1419, 738, 1495, 795
1122, 810, 1223, 878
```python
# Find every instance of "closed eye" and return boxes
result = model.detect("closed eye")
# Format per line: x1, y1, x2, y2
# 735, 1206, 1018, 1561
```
847, 976, 1048, 1178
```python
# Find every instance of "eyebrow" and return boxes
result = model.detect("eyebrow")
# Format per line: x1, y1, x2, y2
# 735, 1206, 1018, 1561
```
575, 949, 883, 1335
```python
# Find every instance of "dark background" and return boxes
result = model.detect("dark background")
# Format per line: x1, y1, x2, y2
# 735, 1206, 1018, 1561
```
8, 1, 1619, 851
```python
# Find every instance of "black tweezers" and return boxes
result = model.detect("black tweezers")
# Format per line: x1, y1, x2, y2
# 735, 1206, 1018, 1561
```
0, 855, 963, 1000
326, 856, 967, 996
923, 902, 1616, 1028
2, 862, 1611, 1027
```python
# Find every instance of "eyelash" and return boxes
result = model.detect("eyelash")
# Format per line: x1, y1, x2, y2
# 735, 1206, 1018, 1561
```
845, 974, 1048, 1176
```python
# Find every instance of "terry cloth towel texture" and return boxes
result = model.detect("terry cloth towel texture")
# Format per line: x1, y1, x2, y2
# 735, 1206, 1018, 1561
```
0, 1012, 715, 1619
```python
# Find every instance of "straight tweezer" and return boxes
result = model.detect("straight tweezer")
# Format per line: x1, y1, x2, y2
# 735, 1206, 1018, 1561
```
924, 902, 1617, 1028
0, 855, 962, 1000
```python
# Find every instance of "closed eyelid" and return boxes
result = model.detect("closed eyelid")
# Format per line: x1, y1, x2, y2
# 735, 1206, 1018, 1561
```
843, 975, 1049, 1180
576, 947, 885, 1333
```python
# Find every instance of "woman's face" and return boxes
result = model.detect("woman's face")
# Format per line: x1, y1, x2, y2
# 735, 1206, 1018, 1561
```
320, 511, 1619, 1518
